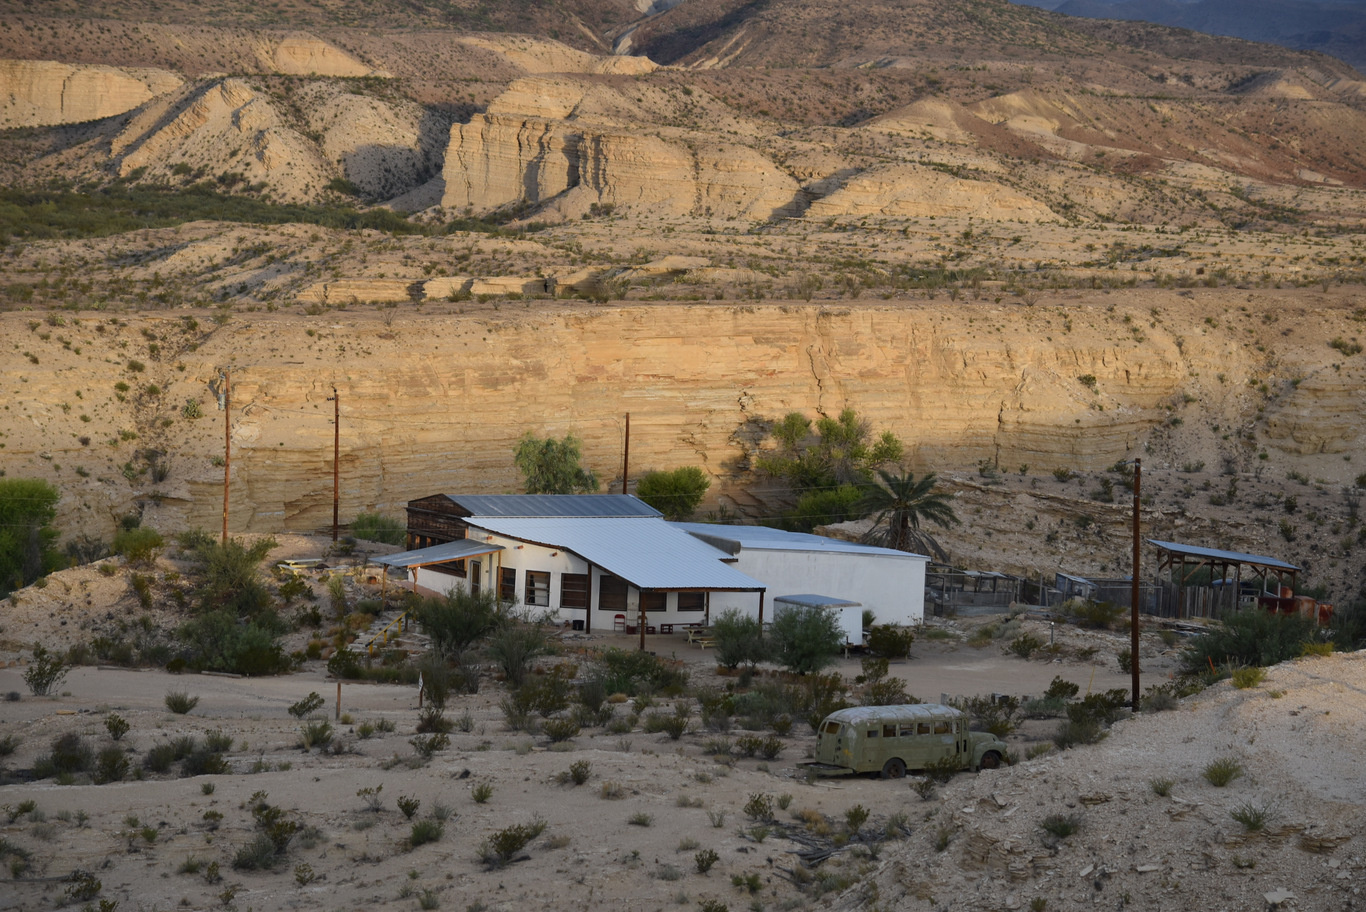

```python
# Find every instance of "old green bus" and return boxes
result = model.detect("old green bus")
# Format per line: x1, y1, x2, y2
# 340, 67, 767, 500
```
802, 704, 1007, 779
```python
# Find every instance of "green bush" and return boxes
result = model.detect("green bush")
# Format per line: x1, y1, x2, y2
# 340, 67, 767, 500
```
486, 618, 553, 688
164, 690, 200, 714
35, 733, 94, 778
1231, 665, 1266, 689
480, 818, 546, 867
409, 818, 444, 849
1039, 813, 1080, 839
112, 526, 164, 563
710, 609, 770, 670
1061, 598, 1123, 629
634, 467, 710, 520
178, 610, 290, 676
176, 532, 278, 619
866, 625, 915, 659
770, 605, 844, 675
94, 746, 129, 784
414, 589, 503, 657
350, 512, 406, 546
1181, 608, 1319, 674
23, 644, 69, 696
593, 647, 689, 695
1202, 757, 1243, 787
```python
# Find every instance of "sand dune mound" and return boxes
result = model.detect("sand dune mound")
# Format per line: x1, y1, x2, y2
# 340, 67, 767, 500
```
1232, 70, 1323, 100
865, 96, 991, 144
263, 32, 387, 78
456, 34, 657, 75
805, 162, 1058, 222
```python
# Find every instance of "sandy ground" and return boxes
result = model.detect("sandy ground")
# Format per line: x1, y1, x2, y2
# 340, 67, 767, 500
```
7, 605, 1354, 912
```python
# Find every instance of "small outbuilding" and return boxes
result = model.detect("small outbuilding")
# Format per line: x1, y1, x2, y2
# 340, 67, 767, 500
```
673, 523, 928, 626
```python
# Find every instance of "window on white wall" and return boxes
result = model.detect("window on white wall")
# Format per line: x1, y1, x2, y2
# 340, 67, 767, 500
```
525, 570, 551, 607
677, 592, 705, 613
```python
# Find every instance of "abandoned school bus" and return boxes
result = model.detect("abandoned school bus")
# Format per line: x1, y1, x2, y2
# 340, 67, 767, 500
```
802, 704, 1007, 779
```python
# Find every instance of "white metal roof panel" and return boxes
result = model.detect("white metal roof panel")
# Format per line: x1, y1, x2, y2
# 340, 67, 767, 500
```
673, 522, 928, 560
468, 516, 766, 591
822, 704, 963, 726
371, 539, 504, 568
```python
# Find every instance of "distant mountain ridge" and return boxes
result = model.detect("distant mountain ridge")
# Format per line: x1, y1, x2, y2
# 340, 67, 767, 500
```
1012, 0, 1366, 69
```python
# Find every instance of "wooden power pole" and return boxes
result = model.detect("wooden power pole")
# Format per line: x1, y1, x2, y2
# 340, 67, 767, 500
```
221, 370, 230, 546
621, 412, 630, 495
329, 386, 340, 542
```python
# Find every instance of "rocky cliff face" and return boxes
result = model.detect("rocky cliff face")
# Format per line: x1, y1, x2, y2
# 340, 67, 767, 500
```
0, 59, 182, 128
441, 111, 801, 219
3, 294, 1360, 544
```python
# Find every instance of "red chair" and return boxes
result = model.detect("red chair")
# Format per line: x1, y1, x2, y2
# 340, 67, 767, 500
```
613, 613, 626, 632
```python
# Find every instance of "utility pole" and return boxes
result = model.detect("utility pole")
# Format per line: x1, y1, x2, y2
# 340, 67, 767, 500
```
329, 386, 339, 542
1130, 458, 1142, 712
221, 369, 230, 547
621, 412, 630, 495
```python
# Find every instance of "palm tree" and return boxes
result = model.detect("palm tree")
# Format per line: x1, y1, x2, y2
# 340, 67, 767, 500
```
859, 469, 959, 561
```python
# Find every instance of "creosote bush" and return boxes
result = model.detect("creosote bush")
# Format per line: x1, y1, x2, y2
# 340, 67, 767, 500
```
479, 818, 546, 867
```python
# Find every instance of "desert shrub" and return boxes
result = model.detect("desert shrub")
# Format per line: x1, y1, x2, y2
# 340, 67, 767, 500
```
1180, 608, 1318, 673
485, 617, 554, 689
34, 733, 94, 779
409, 733, 449, 758
860, 674, 912, 707
1039, 813, 1080, 839
23, 644, 69, 696
164, 690, 200, 714
178, 609, 290, 676
1231, 665, 1267, 689
1061, 598, 1123, 629
956, 694, 1020, 738
480, 818, 546, 867
299, 720, 333, 751
350, 512, 405, 546
695, 848, 720, 874
1230, 799, 1277, 832
1140, 683, 1179, 713
409, 818, 444, 849
1008, 633, 1044, 659
710, 609, 770, 670
593, 647, 689, 695
112, 526, 164, 563
327, 646, 363, 679
1149, 777, 1174, 797
175, 532, 277, 620
413, 588, 503, 658
866, 625, 915, 659
288, 692, 325, 719
924, 755, 960, 784
104, 713, 130, 741
181, 748, 231, 777
770, 605, 844, 675
644, 702, 691, 740
743, 793, 774, 822
397, 796, 421, 819
543, 716, 581, 743
1116, 647, 1133, 675
1203, 757, 1244, 787
802, 673, 853, 731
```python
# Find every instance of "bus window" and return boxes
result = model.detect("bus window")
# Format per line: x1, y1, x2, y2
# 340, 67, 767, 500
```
866, 729, 879, 738
822, 721, 842, 736
933, 721, 952, 735
899, 724, 916, 737
917, 722, 931, 735
883, 724, 898, 738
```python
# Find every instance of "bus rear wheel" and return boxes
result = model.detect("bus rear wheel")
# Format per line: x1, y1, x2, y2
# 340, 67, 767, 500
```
881, 758, 907, 779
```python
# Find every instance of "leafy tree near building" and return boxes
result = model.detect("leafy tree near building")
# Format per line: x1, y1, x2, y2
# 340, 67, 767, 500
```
0, 478, 61, 594
755, 408, 904, 531
770, 604, 844, 675
513, 433, 598, 495
635, 466, 710, 520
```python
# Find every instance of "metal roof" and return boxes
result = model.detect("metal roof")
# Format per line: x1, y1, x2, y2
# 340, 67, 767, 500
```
444, 494, 661, 519
467, 516, 766, 591
672, 522, 928, 560
370, 539, 504, 568
774, 594, 862, 609
822, 704, 964, 726
1147, 539, 1300, 572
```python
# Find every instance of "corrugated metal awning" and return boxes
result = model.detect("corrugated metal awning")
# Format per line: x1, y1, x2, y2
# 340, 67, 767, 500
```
371, 539, 504, 568
1147, 539, 1300, 572
469, 516, 766, 592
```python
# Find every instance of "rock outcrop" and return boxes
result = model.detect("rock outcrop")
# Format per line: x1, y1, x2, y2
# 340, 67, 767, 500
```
264, 32, 382, 77
6, 296, 1361, 542
111, 78, 332, 201
441, 112, 800, 219
0, 59, 182, 128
